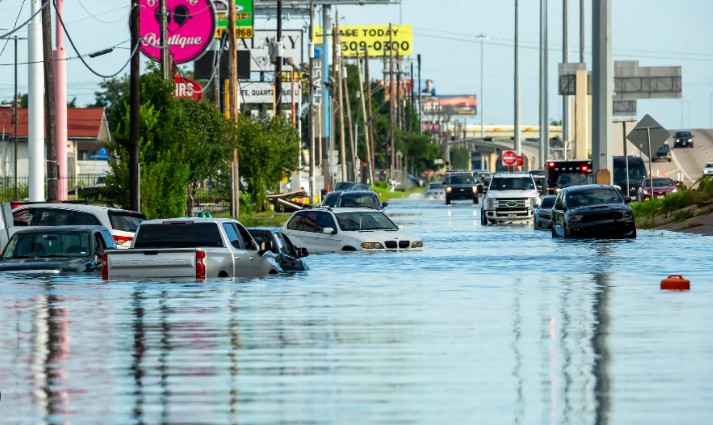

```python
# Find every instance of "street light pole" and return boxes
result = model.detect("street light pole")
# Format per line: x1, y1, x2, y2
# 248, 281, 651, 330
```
477, 34, 487, 141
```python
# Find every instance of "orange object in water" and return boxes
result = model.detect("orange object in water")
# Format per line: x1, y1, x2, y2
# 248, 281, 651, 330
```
660, 275, 691, 291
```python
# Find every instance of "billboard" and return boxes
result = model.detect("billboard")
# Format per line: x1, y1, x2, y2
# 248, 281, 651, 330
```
421, 95, 478, 116
377, 78, 413, 101
214, 0, 254, 39
138, 0, 216, 64
313, 25, 412, 57
238, 29, 303, 72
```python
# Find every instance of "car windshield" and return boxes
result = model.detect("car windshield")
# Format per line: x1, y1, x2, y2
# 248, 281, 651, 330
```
447, 175, 475, 184
540, 197, 556, 209
643, 178, 675, 187
334, 182, 356, 191
335, 211, 398, 231
322, 193, 340, 207
338, 194, 379, 208
566, 188, 623, 208
675, 131, 692, 138
3, 232, 91, 259
706, 163, 713, 169
427, 183, 443, 189
556, 173, 589, 187
489, 177, 535, 190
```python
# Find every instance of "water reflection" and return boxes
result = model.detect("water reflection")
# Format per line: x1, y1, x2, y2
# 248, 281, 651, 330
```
1, 200, 712, 424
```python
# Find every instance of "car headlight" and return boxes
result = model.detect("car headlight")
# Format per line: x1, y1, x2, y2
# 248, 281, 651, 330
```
643, 189, 650, 195
672, 187, 677, 193
445, 187, 452, 193
411, 240, 424, 248
361, 242, 385, 250
569, 215, 584, 222
472, 186, 479, 192
529, 197, 538, 207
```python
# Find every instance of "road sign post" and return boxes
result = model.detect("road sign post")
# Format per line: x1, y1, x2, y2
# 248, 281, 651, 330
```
627, 114, 670, 198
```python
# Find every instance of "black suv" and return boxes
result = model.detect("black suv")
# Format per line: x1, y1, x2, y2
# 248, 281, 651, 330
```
673, 130, 694, 148
444, 172, 482, 205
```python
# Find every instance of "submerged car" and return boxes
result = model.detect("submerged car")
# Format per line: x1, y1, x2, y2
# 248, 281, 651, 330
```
704, 162, 713, 176
637, 176, 677, 201
534, 195, 557, 230
282, 207, 423, 253
424, 182, 446, 200
551, 185, 636, 239
321, 190, 387, 210
0, 225, 115, 274
247, 228, 309, 272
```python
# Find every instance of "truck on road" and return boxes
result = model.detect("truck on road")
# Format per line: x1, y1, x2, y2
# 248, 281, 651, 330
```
102, 218, 281, 280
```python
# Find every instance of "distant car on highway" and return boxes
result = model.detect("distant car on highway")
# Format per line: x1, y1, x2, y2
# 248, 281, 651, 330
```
653, 143, 672, 162
704, 162, 713, 176
637, 176, 677, 201
673, 130, 694, 148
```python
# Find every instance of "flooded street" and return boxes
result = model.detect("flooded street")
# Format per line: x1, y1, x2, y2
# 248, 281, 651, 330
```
2, 197, 713, 424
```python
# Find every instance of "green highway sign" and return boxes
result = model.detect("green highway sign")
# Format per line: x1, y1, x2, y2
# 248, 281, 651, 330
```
215, 0, 254, 39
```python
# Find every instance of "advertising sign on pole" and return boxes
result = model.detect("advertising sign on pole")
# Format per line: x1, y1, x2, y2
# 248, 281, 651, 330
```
174, 75, 203, 100
138, 0, 216, 64
313, 25, 412, 57
215, 0, 254, 39
238, 29, 303, 71
240, 81, 302, 104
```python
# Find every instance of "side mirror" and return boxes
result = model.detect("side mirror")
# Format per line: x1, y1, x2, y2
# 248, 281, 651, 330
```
322, 227, 336, 234
381, 201, 389, 208
296, 247, 309, 258
625, 196, 634, 204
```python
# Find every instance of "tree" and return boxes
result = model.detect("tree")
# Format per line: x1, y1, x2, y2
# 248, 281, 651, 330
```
92, 75, 129, 132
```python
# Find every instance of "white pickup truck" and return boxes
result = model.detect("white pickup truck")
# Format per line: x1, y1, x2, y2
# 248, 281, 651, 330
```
102, 218, 281, 280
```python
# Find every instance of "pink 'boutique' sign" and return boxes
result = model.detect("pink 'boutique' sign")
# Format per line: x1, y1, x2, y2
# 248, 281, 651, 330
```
138, 0, 215, 64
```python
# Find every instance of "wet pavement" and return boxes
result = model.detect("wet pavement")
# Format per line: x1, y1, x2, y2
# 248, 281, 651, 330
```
1, 197, 713, 424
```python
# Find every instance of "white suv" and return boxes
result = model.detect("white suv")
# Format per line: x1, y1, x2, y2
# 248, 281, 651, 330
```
704, 162, 713, 176
481, 172, 540, 225
12, 204, 146, 249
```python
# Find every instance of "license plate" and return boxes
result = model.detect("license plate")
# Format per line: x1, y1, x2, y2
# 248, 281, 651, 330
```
508, 214, 517, 218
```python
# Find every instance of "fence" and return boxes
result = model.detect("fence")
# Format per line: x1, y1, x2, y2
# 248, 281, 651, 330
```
0, 174, 111, 202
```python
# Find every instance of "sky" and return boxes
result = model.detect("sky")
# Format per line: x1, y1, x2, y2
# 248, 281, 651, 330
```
0, 0, 712, 132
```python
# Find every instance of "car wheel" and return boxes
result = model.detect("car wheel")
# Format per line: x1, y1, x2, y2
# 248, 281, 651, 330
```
445, 197, 451, 205
563, 225, 571, 239
481, 211, 488, 226
473, 196, 479, 205
627, 228, 637, 239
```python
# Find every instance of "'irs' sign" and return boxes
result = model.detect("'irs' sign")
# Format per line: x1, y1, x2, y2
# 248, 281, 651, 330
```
174, 75, 203, 100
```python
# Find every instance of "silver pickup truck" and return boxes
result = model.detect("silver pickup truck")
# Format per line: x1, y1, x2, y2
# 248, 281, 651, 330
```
102, 218, 281, 280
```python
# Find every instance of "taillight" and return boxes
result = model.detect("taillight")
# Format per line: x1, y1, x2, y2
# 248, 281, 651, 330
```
101, 253, 108, 280
113, 235, 133, 247
196, 250, 206, 280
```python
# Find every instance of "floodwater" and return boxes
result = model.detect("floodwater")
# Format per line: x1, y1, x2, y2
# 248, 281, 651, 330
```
2, 197, 713, 424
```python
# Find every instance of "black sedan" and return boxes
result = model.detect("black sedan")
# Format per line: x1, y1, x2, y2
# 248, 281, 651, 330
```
248, 228, 309, 272
0, 225, 116, 274
551, 185, 636, 239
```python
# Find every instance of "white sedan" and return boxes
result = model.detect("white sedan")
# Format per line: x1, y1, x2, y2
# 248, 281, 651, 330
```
704, 162, 713, 176
282, 207, 424, 253
424, 182, 446, 200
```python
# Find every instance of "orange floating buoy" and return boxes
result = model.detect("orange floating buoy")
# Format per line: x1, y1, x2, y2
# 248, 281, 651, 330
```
660, 275, 691, 291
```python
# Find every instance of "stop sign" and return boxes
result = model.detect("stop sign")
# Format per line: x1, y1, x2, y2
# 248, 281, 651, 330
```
502, 150, 517, 166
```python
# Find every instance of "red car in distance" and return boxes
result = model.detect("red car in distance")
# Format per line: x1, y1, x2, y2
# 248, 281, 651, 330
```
637, 176, 678, 201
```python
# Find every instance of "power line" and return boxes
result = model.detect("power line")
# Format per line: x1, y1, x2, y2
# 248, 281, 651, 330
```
0, 0, 26, 58
0, 0, 47, 39
74, 1, 129, 24
54, 1, 139, 79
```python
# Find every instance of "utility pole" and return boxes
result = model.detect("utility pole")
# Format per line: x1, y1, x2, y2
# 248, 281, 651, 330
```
364, 47, 376, 184
343, 63, 356, 181
417, 53, 421, 134
13, 36, 18, 200
308, 0, 315, 202
160, 0, 170, 79
228, 0, 240, 217
580, 0, 585, 64
540, 0, 549, 166
275, 0, 283, 115
28, 0, 43, 202
514, 0, 521, 157
335, 12, 347, 182
54, 0, 68, 201
213, 49, 221, 109
562, 0, 570, 146
42, 0, 57, 201
129, 0, 141, 211
389, 23, 395, 180
477, 34, 487, 141
356, 51, 372, 184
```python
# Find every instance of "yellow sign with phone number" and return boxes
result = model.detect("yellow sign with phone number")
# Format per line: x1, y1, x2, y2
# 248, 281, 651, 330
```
313, 25, 413, 58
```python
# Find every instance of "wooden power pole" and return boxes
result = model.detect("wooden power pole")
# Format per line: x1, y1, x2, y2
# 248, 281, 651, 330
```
228, 0, 240, 217
364, 47, 376, 184
129, 0, 141, 211
42, 0, 57, 201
